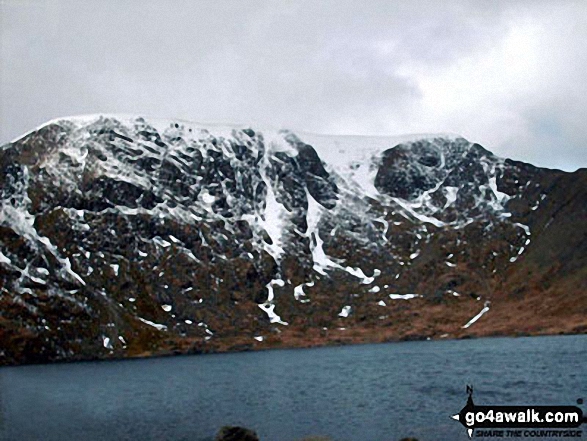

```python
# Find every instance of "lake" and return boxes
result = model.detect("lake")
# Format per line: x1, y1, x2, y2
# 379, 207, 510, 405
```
0, 335, 585, 441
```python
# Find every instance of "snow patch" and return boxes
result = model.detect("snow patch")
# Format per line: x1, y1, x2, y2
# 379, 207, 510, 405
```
393, 197, 446, 228
344, 266, 379, 284
293, 281, 314, 301
137, 317, 167, 330
514, 222, 531, 236
0, 251, 12, 265
312, 233, 342, 275
462, 303, 490, 329
338, 305, 352, 318
259, 279, 288, 325
389, 293, 420, 300
258, 175, 287, 262
443, 186, 459, 208
258, 303, 288, 325
265, 278, 285, 303
200, 190, 215, 205
153, 237, 172, 248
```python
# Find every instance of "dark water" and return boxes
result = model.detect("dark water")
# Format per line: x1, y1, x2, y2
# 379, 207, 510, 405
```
0, 335, 585, 441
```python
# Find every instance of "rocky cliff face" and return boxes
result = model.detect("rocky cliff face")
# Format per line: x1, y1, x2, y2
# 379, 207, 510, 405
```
1, 115, 585, 365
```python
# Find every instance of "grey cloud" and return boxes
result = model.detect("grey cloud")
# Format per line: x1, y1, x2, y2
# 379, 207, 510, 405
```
1, 0, 586, 171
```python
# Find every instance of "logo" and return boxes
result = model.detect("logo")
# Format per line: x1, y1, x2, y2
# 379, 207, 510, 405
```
451, 385, 586, 438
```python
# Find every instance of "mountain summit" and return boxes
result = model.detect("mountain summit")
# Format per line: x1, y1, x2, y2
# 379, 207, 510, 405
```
1, 115, 585, 364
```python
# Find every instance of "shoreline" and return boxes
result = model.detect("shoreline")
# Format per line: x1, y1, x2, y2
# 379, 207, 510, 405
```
3, 329, 585, 368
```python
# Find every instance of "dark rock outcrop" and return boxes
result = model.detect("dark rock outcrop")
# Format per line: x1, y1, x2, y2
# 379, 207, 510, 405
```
215, 426, 259, 441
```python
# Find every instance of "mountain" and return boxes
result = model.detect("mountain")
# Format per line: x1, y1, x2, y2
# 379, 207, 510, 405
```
1, 115, 585, 365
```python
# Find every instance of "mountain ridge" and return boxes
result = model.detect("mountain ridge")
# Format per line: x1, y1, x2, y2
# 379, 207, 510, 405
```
0, 115, 585, 365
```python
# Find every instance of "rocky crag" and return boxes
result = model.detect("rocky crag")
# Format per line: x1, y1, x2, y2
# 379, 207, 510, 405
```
1, 115, 585, 365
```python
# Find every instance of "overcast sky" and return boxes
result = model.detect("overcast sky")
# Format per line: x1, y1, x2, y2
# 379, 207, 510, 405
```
1, 0, 586, 171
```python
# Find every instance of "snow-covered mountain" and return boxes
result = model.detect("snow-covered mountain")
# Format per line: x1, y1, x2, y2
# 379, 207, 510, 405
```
1, 115, 585, 364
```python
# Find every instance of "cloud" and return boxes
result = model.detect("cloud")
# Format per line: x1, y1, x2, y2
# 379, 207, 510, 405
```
1, 0, 585, 170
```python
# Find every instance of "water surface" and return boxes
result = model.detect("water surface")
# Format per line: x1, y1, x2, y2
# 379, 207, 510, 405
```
1, 335, 585, 440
